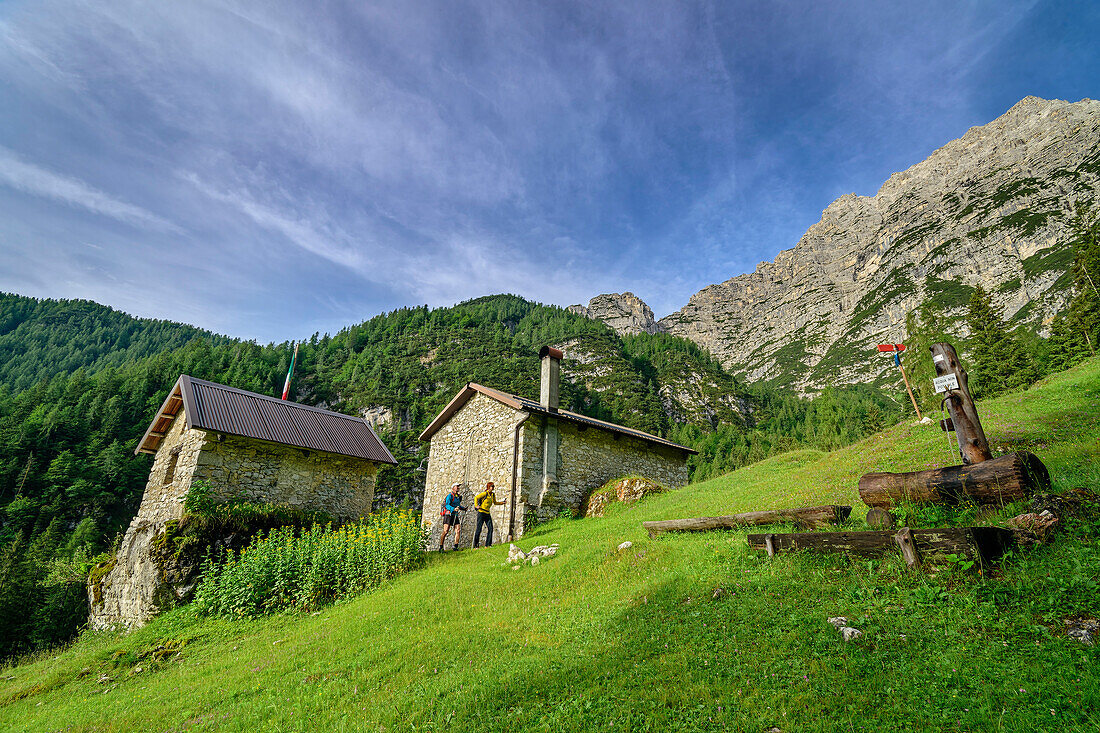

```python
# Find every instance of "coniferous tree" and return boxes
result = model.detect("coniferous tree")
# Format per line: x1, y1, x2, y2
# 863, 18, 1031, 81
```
966, 286, 1036, 398
1065, 202, 1100, 357
902, 300, 956, 411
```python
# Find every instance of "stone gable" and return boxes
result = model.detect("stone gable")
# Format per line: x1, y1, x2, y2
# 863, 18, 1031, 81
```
422, 392, 524, 549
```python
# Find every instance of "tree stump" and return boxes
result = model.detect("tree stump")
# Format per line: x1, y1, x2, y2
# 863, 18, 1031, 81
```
866, 507, 897, 530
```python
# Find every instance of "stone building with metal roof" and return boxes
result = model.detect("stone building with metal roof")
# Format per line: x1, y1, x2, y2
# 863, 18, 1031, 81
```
419, 347, 694, 549
90, 375, 396, 629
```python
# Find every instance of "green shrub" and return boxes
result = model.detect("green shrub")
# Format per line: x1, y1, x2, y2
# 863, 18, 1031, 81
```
192, 508, 426, 618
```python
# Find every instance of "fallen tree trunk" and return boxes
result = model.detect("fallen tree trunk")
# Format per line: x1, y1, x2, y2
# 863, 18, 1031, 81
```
643, 505, 851, 539
858, 451, 1049, 509
747, 526, 1016, 563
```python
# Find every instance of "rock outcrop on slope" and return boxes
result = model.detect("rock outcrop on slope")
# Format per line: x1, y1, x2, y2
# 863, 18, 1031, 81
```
568, 292, 664, 335
661, 97, 1100, 389
554, 335, 749, 429
574, 98, 1100, 390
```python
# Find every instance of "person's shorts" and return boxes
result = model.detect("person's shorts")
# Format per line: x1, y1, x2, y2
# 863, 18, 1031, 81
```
442, 512, 460, 527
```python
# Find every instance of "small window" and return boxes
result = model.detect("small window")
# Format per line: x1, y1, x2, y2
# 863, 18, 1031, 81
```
163, 447, 181, 486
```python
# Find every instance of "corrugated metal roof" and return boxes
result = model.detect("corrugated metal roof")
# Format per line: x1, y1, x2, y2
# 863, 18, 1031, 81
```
135, 375, 396, 464
419, 382, 696, 455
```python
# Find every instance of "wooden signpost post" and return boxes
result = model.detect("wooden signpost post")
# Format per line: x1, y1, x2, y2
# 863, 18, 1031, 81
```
878, 343, 922, 420
930, 342, 992, 465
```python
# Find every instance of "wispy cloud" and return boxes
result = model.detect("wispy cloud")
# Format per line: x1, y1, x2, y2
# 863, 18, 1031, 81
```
0, 146, 178, 232
0, 0, 1092, 341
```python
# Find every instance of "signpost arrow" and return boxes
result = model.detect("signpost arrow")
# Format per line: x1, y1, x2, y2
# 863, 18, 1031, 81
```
878, 343, 922, 420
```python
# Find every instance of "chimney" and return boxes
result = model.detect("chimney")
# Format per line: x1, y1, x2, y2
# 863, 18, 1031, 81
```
538, 346, 562, 412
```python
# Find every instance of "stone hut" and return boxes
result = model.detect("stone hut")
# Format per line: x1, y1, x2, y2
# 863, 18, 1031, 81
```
419, 347, 695, 548
90, 375, 396, 629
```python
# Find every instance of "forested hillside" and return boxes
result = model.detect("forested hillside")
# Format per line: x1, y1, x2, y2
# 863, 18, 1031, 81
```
0, 293, 231, 393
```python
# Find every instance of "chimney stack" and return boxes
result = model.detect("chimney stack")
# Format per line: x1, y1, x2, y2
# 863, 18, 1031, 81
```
538, 346, 562, 412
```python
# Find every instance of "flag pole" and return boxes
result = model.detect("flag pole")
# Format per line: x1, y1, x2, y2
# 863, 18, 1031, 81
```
281, 343, 299, 400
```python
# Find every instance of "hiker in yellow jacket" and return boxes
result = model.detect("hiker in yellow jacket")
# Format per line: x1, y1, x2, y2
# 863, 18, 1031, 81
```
473, 481, 506, 548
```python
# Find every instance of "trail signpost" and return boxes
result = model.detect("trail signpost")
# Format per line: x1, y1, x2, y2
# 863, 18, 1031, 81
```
878, 343, 922, 420
930, 342, 992, 465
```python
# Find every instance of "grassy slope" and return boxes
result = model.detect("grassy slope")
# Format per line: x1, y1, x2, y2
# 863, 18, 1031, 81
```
3, 359, 1099, 732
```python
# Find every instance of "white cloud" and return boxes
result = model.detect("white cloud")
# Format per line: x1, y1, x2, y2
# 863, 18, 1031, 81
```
0, 146, 178, 232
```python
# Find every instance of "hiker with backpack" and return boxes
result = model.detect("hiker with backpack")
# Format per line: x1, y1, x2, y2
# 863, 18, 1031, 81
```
438, 482, 467, 551
473, 481, 506, 548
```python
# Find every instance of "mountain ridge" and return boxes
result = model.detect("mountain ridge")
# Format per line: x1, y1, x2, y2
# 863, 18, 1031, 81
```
571, 96, 1100, 388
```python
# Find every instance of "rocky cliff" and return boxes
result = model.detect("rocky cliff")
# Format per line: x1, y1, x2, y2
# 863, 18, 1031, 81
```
568, 292, 664, 335
577, 97, 1100, 389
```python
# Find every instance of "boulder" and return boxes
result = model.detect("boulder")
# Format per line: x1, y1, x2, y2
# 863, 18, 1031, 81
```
584, 477, 666, 518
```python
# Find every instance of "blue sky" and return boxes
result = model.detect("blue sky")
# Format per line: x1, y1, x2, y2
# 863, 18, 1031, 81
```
1, 1, 1097, 342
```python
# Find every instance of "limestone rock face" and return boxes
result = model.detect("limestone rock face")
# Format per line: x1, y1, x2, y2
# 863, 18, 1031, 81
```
579, 98, 1100, 390
568, 292, 665, 336
662, 97, 1100, 389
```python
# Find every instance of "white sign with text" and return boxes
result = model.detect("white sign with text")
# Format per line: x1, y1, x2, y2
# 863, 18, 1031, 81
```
933, 373, 959, 393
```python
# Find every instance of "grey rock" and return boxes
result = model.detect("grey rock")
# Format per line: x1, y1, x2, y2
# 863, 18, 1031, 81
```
568, 292, 665, 336
1065, 618, 1099, 645
507, 543, 527, 563
840, 627, 864, 642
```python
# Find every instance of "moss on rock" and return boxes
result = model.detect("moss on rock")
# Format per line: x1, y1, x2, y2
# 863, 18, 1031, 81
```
583, 476, 667, 518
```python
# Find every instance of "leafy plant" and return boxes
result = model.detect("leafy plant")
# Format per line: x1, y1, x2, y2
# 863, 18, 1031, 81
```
192, 507, 426, 618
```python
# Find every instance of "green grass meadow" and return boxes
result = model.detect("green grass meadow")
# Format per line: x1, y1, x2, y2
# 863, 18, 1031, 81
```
2, 358, 1099, 732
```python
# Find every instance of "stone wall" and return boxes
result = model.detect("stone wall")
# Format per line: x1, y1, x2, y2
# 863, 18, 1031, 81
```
422, 393, 527, 549
90, 410, 381, 629
192, 434, 378, 522
424, 393, 691, 538
89, 412, 202, 629
521, 416, 690, 523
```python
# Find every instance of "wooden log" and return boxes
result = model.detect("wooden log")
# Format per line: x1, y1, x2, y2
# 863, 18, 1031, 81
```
858, 451, 1050, 509
930, 342, 992, 465
747, 526, 1016, 563
865, 507, 896, 530
894, 526, 922, 567
642, 505, 852, 539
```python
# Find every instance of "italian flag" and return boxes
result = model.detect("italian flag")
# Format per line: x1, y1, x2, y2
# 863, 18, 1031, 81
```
281, 343, 299, 400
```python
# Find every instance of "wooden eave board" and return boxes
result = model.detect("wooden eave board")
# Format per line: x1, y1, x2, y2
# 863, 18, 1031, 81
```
133, 378, 186, 455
